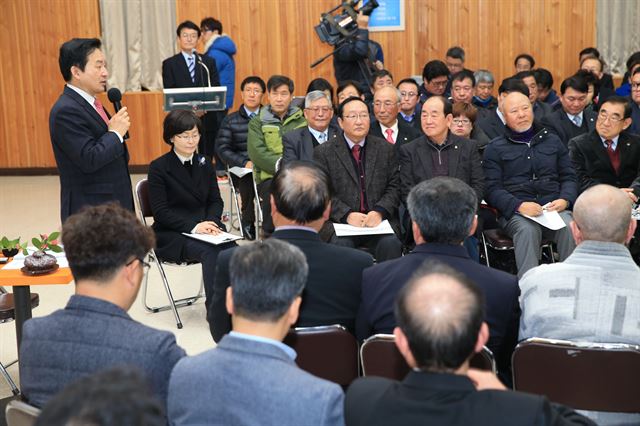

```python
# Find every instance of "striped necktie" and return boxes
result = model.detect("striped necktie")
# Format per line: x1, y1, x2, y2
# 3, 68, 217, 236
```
188, 56, 195, 83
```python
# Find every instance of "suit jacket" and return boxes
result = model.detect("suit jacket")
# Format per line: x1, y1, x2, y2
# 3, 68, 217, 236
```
568, 130, 640, 196
368, 119, 422, 153
49, 86, 133, 223
19, 295, 185, 410
398, 133, 484, 203
168, 334, 344, 426
357, 244, 520, 378
541, 108, 597, 146
282, 125, 340, 164
208, 228, 373, 342
148, 150, 225, 261
345, 371, 595, 426
162, 52, 219, 89
476, 108, 506, 141
313, 134, 401, 231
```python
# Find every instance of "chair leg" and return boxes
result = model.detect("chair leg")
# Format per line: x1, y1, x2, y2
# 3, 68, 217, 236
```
252, 174, 263, 240
0, 360, 20, 396
154, 255, 183, 329
481, 233, 491, 267
227, 169, 244, 237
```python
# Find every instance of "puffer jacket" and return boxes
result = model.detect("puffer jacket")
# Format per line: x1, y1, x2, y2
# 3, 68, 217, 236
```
204, 34, 236, 109
215, 105, 257, 168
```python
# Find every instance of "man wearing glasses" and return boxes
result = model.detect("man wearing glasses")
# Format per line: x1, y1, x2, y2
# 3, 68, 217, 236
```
397, 78, 422, 130
419, 60, 450, 103
369, 86, 421, 152
314, 96, 403, 261
19, 203, 185, 412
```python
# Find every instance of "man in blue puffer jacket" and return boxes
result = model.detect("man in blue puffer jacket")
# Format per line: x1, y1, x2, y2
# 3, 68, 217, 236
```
201, 17, 236, 111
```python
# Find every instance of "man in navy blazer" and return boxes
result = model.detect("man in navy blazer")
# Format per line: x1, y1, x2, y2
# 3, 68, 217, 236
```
357, 177, 519, 381
169, 239, 344, 426
19, 204, 185, 411
49, 38, 133, 223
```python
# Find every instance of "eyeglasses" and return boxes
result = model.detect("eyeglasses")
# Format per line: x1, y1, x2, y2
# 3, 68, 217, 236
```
342, 113, 370, 121
631, 83, 640, 90
373, 101, 398, 109
127, 258, 151, 274
180, 33, 198, 40
453, 86, 473, 93
429, 80, 448, 88
243, 88, 263, 95
305, 106, 332, 114
400, 91, 417, 98
597, 111, 624, 123
175, 133, 201, 141
452, 118, 471, 126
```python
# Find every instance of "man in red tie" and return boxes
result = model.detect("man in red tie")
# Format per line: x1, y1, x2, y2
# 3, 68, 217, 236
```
50, 38, 133, 223
369, 86, 421, 153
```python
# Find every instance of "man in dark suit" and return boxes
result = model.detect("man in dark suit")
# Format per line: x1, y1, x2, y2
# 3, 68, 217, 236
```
514, 71, 553, 120
314, 97, 403, 261
208, 161, 373, 342
369, 86, 421, 152
476, 78, 529, 140
162, 20, 221, 158
19, 204, 185, 411
541, 76, 597, 146
282, 90, 339, 164
357, 177, 519, 380
49, 38, 133, 223
397, 78, 422, 130
346, 260, 594, 426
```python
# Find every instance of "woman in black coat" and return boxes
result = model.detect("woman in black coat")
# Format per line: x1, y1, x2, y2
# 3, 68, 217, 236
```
148, 110, 235, 312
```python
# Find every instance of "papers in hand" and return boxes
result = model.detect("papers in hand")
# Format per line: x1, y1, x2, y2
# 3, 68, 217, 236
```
182, 232, 242, 245
521, 210, 566, 230
228, 166, 252, 178
333, 220, 395, 237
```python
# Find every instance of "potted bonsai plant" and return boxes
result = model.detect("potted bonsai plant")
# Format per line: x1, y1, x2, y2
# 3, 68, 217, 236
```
1, 236, 28, 258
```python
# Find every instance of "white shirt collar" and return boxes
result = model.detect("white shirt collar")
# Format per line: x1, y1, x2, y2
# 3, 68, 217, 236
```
66, 83, 96, 107
566, 111, 584, 123
181, 51, 195, 63
379, 120, 399, 142
307, 126, 329, 144
344, 133, 365, 149
174, 150, 194, 164
243, 105, 259, 117
496, 108, 506, 125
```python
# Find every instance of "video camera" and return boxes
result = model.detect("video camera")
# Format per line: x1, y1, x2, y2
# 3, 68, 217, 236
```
314, 0, 379, 47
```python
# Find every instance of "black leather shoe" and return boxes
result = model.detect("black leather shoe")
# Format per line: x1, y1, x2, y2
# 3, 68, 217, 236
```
242, 225, 256, 241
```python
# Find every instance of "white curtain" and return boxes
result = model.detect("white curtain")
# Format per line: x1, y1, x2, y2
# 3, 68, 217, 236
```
100, 0, 176, 91
597, 0, 640, 75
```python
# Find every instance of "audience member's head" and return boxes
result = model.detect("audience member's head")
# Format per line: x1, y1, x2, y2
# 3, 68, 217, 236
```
337, 80, 364, 103
62, 203, 154, 310
573, 69, 597, 105
303, 90, 333, 132
559, 75, 588, 116
407, 177, 477, 245
306, 78, 335, 106
373, 86, 401, 127
580, 56, 604, 80
595, 96, 632, 140
338, 96, 370, 142
571, 185, 636, 245
199, 17, 223, 44
497, 78, 529, 112
421, 96, 452, 144
394, 260, 487, 373
176, 21, 200, 54
240, 75, 266, 111
514, 70, 538, 103
631, 68, 640, 105
270, 161, 331, 228
371, 69, 394, 93
624, 52, 640, 82
35, 367, 165, 426
397, 78, 421, 115
445, 46, 466, 74
502, 91, 534, 133
473, 70, 494, 101
58, 38, 105, 96
162, 110, 203, 155
579, 47, 600, 64
451, 70, 476, 104
449, 102, 478, 139
267, 75, 294, 117
514, 53, 535, 72
533, 68, 554, 102
422, 60, 450, 96
227, 239, 308, 339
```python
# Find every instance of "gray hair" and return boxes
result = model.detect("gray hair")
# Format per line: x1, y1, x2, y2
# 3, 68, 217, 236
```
474, 69, 495, 85
305, 90, 331, 108
573, 184, 633, 244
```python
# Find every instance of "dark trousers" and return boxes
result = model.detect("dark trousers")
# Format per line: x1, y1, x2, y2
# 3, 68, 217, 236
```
231, 173, 255, 226
257, 178, 274, 235
329, 233, 402, 262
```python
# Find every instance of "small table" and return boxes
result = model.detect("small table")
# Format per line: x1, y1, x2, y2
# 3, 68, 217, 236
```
0, 264, 73, 351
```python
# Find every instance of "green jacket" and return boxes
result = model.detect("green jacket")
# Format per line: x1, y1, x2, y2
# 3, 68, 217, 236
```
247, 105, 306, 183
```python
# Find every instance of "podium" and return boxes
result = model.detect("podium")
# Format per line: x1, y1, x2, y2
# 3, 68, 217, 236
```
162, 86, 227, 112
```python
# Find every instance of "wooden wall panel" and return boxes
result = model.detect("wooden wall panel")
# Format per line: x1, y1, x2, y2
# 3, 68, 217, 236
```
1, 0, 597, 169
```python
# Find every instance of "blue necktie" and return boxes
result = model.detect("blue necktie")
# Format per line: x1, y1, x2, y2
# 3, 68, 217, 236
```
188, 56, 195, 83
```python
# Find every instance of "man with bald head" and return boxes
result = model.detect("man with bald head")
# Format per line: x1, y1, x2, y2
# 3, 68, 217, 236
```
483, 91, 578, 277
369, 86, 421, 150
347, 261, 593, 426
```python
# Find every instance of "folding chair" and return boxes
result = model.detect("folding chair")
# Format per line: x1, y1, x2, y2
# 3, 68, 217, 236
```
512, 338, 640, 412
481, 228, 555, 268
283, 325, 359, 386
225, 166, 244, 238
360, 334, 496, 380
135, 179, 204, 329
251, 171, 264, 239
5, 400, 40, 426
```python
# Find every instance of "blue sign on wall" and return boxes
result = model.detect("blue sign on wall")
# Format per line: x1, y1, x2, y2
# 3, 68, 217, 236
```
366, 0, 405, 32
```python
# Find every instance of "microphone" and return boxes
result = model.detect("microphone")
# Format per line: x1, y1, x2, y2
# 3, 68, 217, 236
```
193, 50, 212, 87
107, 88, 129, 140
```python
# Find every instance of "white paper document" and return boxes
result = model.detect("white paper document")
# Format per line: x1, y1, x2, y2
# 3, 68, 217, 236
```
228, 167, 252, 178
182, 232, 242, 245
521, 210, 566, 230
333, 220, 395, 237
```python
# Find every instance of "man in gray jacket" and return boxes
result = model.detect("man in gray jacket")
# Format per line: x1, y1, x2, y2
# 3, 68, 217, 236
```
168, 239, 344, 426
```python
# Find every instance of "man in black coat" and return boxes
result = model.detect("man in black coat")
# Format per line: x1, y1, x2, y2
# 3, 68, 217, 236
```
208, 161, 373, 342
346, 258, 594, 426
357, 177, 519, 381
162, 20, 220, 158
368, 86, 422, 153
476, 78, 529, 141
50, 38, 133, 223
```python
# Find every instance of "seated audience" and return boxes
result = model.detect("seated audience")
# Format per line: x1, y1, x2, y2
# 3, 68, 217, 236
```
541, 75, 597, 146
35, 367, 165, 426
358, 177, 518, 381
514, 53, 535, 72
450, 69, 475, 105
314, 96, 403, 261
169, 239, 344, 426
578, 47, 614, 90
283, 90, 339, 164
396, 77, 422, 129
348, 260, 592, 426
149, 110, 235, 313
476, 77, 529, 140
370, 69, 393, 94
216, 75, 266, 240
519, 184, 640, 425
337, 80, 365, 103
483, 91, 578, 277
629, 68, 640, 135
209, 162, 373, 342
472, 69, 498, 111
580, 56, 615, 107
307, 77, 336, 106
534, 68, 559, 106
573, 69, 598, 110
419, 60, 450, 103
449, 102, 490, 152
514, 70, 553, 119
19, 203, 185, 410
445, 46, 467, 75
369, 86, 421, 149
614, 51, 640, 97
